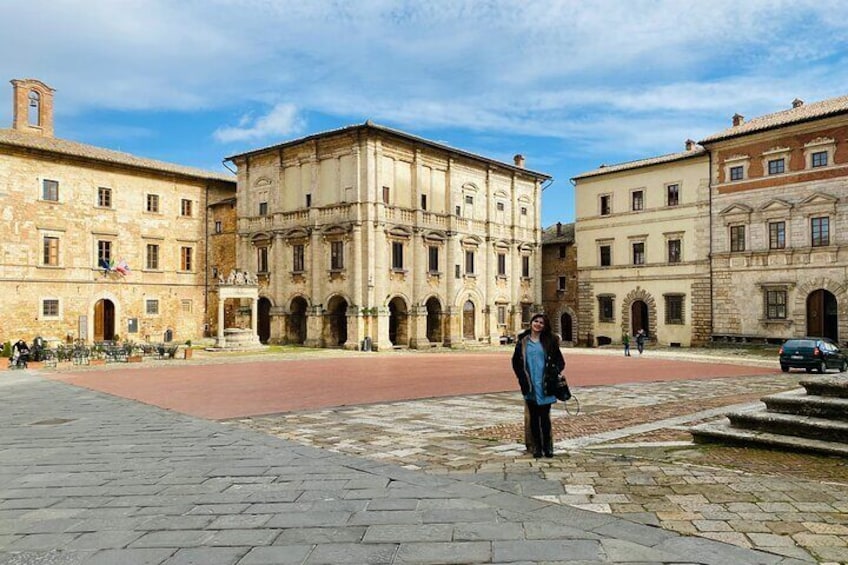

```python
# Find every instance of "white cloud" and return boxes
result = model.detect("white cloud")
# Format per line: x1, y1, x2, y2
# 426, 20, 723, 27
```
213, 103, 304, 143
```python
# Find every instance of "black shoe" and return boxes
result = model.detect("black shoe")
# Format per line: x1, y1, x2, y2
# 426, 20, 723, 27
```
544, 451, 554, 458
532, 451, 542, 459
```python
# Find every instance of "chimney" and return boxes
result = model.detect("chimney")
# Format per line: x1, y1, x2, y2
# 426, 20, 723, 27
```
11, 78, 56, 137
732, 113, 744, 127
685, 139, 696, 151
792, 98, 804, 108
556, 222, 562, 236
513, 154, 525, 168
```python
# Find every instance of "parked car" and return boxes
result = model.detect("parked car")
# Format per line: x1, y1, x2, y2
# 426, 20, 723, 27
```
778, 337, 848, 373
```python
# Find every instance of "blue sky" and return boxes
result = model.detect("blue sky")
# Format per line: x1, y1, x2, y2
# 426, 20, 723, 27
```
3, 0, 848, 226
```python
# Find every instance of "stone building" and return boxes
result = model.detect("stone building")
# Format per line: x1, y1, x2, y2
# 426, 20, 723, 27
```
540, 222, 578, 344
700, 96, 848, 344
572, 142, 711, 347
225, 122, 551, 349
0, 78, 236, 344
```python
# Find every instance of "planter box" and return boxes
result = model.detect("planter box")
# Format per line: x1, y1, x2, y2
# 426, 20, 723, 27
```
127, 356, 143, 363
183, 348, 193, 360
89, 358, 106, 366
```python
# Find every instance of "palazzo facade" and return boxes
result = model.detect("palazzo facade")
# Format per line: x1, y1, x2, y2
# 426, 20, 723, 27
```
0, 79, 236, 344
226, 123, 550, 350
701, 97, 848, 343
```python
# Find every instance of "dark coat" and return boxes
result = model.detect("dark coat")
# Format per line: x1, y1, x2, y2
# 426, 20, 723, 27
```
511, 330, 566, 399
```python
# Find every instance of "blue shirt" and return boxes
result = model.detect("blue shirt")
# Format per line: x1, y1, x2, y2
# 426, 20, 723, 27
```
525, 338, 557, 405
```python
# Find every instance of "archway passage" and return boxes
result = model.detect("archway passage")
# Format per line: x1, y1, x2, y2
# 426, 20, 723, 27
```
426, 297, 442, 343
388, 297, 409, 347
463, 300, 475, 340
631, 300, 648, 336
288, 297, 307, 345
325, 296, 348, 347
257, 298, 272, 344
807, 289, 838, 341
560, 313, 573, 342
93, 299, 115, 342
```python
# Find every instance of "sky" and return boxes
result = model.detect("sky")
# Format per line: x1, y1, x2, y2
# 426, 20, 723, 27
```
3, 0, 848, 226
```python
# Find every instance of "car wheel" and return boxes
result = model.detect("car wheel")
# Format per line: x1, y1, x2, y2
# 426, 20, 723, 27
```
841, 360, 848, 373
818, 361, 826, 374
781, 364, 789, 373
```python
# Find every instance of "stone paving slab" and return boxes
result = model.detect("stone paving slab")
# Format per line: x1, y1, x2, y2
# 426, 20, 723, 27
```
234, 372, 848, 563
0, 372, 809, 564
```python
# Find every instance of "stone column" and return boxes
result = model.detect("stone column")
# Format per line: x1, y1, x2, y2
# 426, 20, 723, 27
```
251, 298, 258, 336
217, 298, 226, 347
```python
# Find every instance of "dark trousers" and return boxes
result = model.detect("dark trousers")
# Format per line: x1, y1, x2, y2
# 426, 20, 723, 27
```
526, 401, 552, 454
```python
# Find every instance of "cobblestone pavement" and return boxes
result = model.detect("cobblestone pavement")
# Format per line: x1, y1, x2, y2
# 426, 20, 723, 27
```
232, 370, 848, 564
0, 371, 809, 565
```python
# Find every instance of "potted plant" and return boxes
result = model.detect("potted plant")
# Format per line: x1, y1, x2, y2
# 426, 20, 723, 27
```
183, 340, 193, 360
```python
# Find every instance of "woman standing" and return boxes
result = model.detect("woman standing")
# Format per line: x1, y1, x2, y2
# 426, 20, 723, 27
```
511, 313, 565, 458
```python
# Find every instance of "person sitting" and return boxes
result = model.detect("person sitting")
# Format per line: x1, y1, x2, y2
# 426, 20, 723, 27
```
11, 339, 30, 368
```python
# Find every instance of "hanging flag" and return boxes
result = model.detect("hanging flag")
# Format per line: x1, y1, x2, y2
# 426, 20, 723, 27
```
115, 259, 130, 276
98, 258, 111, 274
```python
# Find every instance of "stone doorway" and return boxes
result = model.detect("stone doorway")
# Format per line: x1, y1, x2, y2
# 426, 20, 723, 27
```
426, 297, 442, 343
807, 289, 838, 341
93, 299, 115, 342
463, 300, 475, 340
288, 297, 307, 344
325, 296, 348, 347
257, 297, 272, 344
631, 300, 648, 336
388, 297, 409, 347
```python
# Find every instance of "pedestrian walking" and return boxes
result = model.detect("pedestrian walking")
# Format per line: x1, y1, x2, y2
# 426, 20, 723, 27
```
635, 329, 646, 355
622, 331, 631, 356
512, 313, 565, 458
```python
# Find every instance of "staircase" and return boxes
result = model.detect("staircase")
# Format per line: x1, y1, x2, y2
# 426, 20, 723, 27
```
690, 375, 848, 457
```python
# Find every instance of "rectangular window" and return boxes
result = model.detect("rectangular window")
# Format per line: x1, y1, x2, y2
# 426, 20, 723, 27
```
497, 253, 506, 276
665, 295, 684, 324
258, 202, 268, 216
181, 199, 193, 217
667, 239, 681, 263
730, 225, 746, 252
146, 244, 160, 270
666, 184, 679, 206
811, 217, 830, 247
392, 241, 404, 270
496, 202, 505, 212
455, 264, 461, 279
42, 236, 59, 266
812, 151, 828, 168
292, 244, 305, 272
42, 299, 59, 317
465, 250, 475, 274
97, 240, 112, 266
146, 194, 159, 213
521, 303, 531, 325
600, 195, 611, 215
181, 299, 193, 313
521, 256, 530, 278
557, 276, 566, 291
520, 207, 527, 216
558, 244, 566, 259
305, 194, 312, 207
42, 179, 59, 201
180, 247, 193, 271
428, 246, 439, 273
214, 220, 222, 234
465, 195, 473, 205
98, 187, 112, 208
421, 194, 427, 210
766, 290, 787, 319
257, 246, 269, 273
600, 245, 611, 267
145, 299, 159, 315
598, 296, 614, 322
497, 305, 506, 325
769, 221, 786, 249
768, 158, 785, 175
382, 186, 390, 204
330, 241, 344, 270
729, 166, 743, 181
632, 242, 645, 265
631, 190, 644, 211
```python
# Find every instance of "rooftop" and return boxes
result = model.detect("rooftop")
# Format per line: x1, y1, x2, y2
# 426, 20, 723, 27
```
541, 222, 574, 244
572, 146, 706, 181
0, 127, 235, 183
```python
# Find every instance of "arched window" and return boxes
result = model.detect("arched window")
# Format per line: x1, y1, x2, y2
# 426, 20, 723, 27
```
28, 90, 41, 126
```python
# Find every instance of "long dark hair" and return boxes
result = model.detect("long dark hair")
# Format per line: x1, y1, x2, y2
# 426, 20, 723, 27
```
529, 313, 559, 353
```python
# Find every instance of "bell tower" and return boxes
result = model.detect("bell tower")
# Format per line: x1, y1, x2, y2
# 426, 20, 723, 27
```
11, 78, 55, 137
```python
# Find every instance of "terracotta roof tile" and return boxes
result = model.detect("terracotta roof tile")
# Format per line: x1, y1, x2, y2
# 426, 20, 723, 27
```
700, 94, 848, 144
0, 128, 235, 183
572, 147, 706, 181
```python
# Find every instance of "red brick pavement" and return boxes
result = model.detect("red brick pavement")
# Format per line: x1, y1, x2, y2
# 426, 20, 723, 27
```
47, 351, 777, 420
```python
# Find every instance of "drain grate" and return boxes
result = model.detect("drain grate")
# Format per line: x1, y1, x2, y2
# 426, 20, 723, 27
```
30, 418, 75, 426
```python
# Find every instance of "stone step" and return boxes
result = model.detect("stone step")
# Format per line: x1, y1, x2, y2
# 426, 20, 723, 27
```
691, 420, 848, 457
727, 410, 848, 443
800, 375, 848, 398
762, 388, 848, 421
